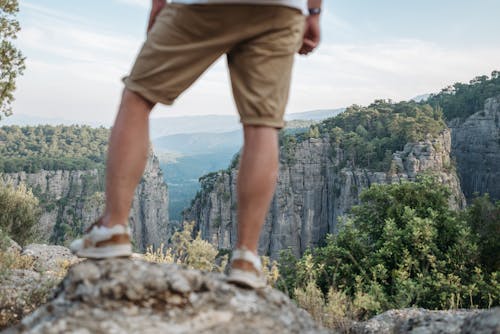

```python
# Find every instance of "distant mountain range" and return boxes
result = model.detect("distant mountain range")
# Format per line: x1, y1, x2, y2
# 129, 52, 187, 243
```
0, 114, 106, 128
150, 108, 344, 139
1, 108, 344, 139
2, 108, 346, 221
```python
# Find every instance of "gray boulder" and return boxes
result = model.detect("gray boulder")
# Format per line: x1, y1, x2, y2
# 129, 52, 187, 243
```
351, 308, 499, 334
21, 244, 78, 273
3, 259, 328, 334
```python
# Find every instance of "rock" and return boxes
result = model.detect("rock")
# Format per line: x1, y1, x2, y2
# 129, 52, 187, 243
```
350, 308, 499, 334
1, 244, 80, 330
449, 95, 500, 202
460, 308, 500, 334
2, 259, 328, 334
185, 129, 465, 258
1, 149, 169, 251
22, 244, 78, 273
4, 238, 22, 254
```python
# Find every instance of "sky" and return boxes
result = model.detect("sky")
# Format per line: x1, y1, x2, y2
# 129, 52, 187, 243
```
10, 0, 500, 126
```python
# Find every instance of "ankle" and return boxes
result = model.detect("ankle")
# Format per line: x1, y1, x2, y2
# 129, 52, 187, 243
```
100, 215, 128, 228
231, 259, 260, 274
235, 244, 258, 255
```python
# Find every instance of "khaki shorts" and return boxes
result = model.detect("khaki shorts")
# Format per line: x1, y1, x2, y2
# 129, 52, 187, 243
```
123, 4, 305, 128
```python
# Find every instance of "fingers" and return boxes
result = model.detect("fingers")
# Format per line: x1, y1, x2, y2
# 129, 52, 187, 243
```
299, 39, 318, 55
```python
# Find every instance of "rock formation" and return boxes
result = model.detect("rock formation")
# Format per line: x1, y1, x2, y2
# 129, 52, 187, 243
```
3, 259, 327, 334
1, 150, 169, 251
184, 130, 465, 258
350, 308, 499, 334
0, 241, 80, 330
449, 95, 500, 201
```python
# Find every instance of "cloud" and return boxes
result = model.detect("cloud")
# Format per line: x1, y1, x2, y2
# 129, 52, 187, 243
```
114, 0, 150, 9
288, 39, 500, 113
11, 2, 500, 125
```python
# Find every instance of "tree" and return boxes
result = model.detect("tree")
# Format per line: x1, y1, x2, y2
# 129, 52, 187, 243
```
464, 194, 500, 273
0, 181, 41, 245
278, 176, 498, 319
0, 0, 25, 120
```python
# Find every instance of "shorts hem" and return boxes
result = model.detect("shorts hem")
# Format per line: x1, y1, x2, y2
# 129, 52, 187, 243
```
240, 117, 285, 129
123, 77, 175, 106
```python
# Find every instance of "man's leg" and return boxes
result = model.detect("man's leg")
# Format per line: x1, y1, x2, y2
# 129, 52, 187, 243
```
101, 89, 154, 227
232, 125, 279, 272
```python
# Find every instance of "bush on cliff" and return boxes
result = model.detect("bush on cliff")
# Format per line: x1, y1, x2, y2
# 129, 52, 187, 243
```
0, 182, 41, 246
279, 176, 499, 324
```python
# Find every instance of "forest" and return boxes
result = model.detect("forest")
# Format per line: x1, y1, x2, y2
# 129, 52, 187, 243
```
280, 100, 446, 171
0, 125, 109, 173
426, 70, 500, 120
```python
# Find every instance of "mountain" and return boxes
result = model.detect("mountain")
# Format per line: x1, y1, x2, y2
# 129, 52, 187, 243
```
426, 71, 500, 201
149, 115, 240, 139
449, 96, 500, 201
411, 94, 431, 102
155, 112, 343, 221
2, 109, 344, 140
149, 109, 344, 139
183, 101, 465, 258
153, 130, 243, 155
0, 114, 107, 128
285, 108, 345, 121
0, 125, 170, 251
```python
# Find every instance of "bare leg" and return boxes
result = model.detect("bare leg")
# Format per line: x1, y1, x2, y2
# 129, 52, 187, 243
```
101, 89, 154, 227
233, 125, 279, 272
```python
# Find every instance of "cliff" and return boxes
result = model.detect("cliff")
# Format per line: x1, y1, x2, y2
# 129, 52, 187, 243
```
184, 130, 465, 258
0, 150, 169, 251
449, 95, 500, 201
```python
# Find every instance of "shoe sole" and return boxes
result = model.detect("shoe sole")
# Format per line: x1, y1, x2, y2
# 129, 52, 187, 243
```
226, 269, 266, 289
76, 244, 132, 259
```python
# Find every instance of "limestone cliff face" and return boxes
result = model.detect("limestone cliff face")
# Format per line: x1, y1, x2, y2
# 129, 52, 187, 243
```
1, 151, 169, 251
184, 130, 464, 258
449, 95, 500, 201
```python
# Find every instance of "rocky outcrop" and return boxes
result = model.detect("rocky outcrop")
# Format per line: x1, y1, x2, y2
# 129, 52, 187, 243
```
0, 242, 80, 330
350, 308, 499, 334
1, 150, 169, 251
449, 95, 500, 202
3, 259, 327, 334
184, 130, 465, 258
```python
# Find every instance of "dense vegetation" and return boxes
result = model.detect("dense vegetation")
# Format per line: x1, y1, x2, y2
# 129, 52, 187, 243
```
278, 177, 499, 325
0, 182, 40, 246
281, 100, 446, 171
0, 125, 109, 173
426, 71, 500, 120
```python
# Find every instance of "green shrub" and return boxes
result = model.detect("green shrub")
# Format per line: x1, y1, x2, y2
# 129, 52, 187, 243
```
0, 182, 41, 246
279, 176, 499, 324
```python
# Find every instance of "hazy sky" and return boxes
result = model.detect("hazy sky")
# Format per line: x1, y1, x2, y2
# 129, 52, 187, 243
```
11, 0, 500, 125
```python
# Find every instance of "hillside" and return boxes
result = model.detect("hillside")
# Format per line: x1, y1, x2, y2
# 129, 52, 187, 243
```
184, 100, 464, 258
426, 70, 500, 121
156, 116, 342, 221
0, 125, 170, 250
0, 125, 108, 173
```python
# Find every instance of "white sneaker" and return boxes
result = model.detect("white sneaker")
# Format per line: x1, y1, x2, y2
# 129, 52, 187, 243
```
69, 219, 132, 259
226, 247, 267, 289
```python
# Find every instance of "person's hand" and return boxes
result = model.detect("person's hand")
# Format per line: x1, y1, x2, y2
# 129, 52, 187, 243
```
147, 0, 167, 33
299, 15, 321, 55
